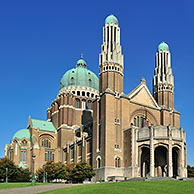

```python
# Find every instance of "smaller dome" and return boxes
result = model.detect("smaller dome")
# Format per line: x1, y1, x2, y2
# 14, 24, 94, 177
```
12, 129, 30, 141
158, 41, 169, 51
105, 14, 118, 25
77, 58, 86, 67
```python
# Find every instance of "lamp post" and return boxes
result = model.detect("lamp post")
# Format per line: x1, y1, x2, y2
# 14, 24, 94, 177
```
5, 168, 8, 183
43, 164, 45, 183
46, 172, 48, 183
32, 154, 36, 186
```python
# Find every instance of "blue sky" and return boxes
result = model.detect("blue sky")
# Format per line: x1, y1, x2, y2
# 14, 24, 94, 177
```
0, 0, 194, 165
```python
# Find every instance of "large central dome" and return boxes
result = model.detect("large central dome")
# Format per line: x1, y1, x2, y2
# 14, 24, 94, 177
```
59, 57, 99, 91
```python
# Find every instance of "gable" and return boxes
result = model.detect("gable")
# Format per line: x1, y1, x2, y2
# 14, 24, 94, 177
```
128, 84, 159, 109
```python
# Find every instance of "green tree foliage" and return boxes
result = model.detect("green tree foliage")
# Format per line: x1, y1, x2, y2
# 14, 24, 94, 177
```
36, 161, 95, 183
187, 165, 194, 177
36, 161, 67, 182
65, 163, 75, 182
0, 157, 30, 182
55, 162, 67, 180
71, 162, 96, 183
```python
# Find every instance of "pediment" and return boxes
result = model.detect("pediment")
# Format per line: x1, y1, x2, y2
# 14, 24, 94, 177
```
128, 83, 159, 109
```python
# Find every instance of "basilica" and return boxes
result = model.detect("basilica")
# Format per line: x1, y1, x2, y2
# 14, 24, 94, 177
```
4, 14, 187, 181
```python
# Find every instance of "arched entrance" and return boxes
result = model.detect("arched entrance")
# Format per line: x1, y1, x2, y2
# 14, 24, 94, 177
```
155, 146, 168, 177
141, 147, 150, 177
172, 147, 179, 177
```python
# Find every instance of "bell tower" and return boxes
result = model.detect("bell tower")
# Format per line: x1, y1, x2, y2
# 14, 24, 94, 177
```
153, 42, 174, 109
99, 14, 124, 94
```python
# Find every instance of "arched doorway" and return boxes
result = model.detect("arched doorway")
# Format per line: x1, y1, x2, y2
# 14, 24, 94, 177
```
155, 146, 168, 177
172, 147, 179, 177
141, 147, 150, 177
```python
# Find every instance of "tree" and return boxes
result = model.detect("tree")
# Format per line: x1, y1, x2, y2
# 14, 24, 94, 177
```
0, 157, 30, 182
55, 162, 67, 180
16, 168, 31, 182
188, 165, 194, 177
71, 162, 95, 183
0, 157, 17, 182
36, 161, 95, 183
65, 163, 75, 182
36, 161, 67, 182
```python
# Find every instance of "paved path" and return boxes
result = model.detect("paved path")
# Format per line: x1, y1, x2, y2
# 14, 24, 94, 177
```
0, 183, 82, 194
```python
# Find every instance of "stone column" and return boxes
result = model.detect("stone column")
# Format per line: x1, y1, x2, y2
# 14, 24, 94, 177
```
168, 125, 173, 177
150, 126, 155, 177
181, 143, 185, 177
131, 126, 135, 177
74, 142, 77, 163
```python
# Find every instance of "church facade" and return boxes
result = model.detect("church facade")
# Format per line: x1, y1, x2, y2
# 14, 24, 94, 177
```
4, 14, 187, 181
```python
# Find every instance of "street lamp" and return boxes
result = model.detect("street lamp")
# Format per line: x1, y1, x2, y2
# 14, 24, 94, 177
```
32, 154, 36, 186
43, 164, 45, 183
46, 172, 48, 183
100, 159, 102, 183
5, 168, 8, 183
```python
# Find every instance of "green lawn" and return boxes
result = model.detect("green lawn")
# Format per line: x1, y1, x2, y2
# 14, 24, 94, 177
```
42, 180, 194, 194
0, 182, 50, 189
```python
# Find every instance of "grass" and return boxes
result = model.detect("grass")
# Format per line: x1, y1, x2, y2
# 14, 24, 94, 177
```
41, 180, 194, 194
0, 182, 51, 189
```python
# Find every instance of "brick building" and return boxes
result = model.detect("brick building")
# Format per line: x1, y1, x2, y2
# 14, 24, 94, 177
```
4, 14, 187, 181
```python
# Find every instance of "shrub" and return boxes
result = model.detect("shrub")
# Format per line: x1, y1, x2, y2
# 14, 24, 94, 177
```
188, 165, 194, 177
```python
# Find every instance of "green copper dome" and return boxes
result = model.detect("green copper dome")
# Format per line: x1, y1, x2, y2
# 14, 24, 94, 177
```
12, 129, 30, 141
76, 58, 86, 67
60, 57, 99, 90
105, 14, 118, 25
158, 41, 169, 51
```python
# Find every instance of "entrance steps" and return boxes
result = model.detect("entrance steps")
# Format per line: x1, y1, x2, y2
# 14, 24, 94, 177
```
145, 177, 176, 181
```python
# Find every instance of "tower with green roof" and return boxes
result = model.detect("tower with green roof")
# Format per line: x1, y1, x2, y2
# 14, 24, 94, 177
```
153, 41, 174, 109
99, 14, 124, 93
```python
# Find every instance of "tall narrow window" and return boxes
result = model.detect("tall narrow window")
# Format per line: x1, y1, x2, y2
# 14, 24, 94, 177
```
118, 158, 120, 167
87, 100, 92, 109
82, 99, 86, 109
45, 153, 47, 161
114, 27, 116, 42
140, 116, 145, 128
111, 26, 113, 52
137, 116, 139, 127
134, 118, 136, 126
58, 151, 60, 162
21, 151, 23, 162
115, 157, 121, 168
24, 151, 26, 162
20, 151, 26, 162
97, 158, 101, 168
76, 99, 81, 108
99, 100, 101, 151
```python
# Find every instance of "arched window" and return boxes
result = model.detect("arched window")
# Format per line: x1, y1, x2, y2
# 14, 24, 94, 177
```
97, 158, 101, 168
22, 140, 27, 147
76, 99, 81, 108
42, 139, 51, 148
115, 157, 120, 168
